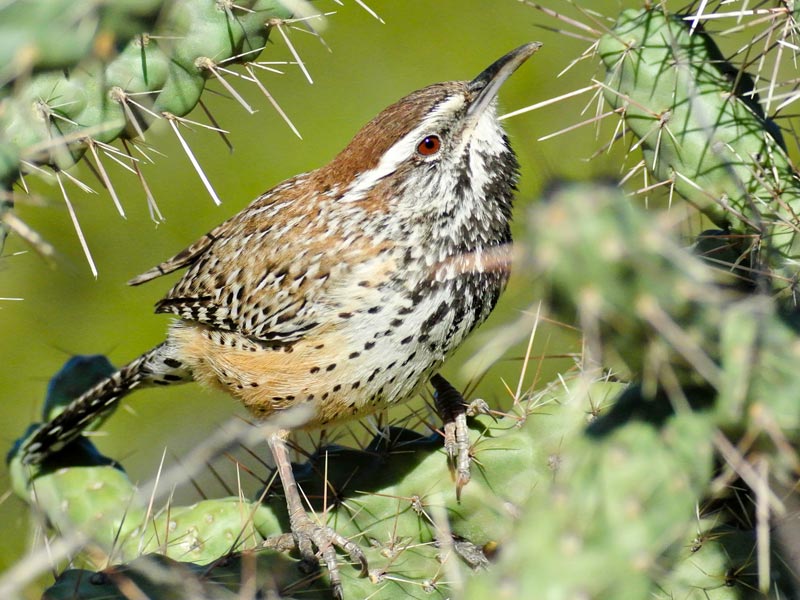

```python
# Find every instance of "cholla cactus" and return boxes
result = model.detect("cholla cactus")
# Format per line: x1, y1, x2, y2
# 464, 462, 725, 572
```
520, 1, 800, 298
470, 181, 800, 599
597, 7, 800, 301
0, 0, 298, 272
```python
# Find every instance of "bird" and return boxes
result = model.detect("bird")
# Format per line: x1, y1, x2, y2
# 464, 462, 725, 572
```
21, 42, 541, 597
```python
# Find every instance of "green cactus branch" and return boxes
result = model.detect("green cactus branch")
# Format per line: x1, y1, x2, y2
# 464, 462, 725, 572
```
1, 0, 293, 189
598, 7, 800, 300
0, 0, 297, 269
0, 1, 163, 78
492, 181, 800, 598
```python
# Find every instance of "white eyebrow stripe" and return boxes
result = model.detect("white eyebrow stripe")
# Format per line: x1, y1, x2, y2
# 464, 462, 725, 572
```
341, 95, 466, 202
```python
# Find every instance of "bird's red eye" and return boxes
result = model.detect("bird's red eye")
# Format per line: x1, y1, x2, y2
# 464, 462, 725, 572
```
417, 135, 441, 156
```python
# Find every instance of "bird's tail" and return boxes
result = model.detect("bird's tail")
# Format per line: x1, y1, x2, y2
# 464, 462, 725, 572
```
22, 343, 190, 464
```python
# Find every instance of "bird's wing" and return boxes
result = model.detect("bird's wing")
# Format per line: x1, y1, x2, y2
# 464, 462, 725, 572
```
128, 174, 374, 345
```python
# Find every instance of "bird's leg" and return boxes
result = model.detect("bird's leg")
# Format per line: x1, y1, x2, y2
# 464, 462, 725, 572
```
431, 374, 474, 500
267, 429, 368, 598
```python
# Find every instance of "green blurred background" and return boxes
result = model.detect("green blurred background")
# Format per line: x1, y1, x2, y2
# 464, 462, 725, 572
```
0, 0, 627, 593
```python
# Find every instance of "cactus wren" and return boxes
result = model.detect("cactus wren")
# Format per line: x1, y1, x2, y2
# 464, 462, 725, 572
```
22, 43, 540, 595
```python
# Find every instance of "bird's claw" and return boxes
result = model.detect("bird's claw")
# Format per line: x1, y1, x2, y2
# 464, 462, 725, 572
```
290, 514, 368, 599
431, 374, 475, 501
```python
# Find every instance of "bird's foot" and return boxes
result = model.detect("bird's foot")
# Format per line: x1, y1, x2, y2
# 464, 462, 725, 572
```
267, 430, 368, 598
290, 512, 368, 599
431, 375, 493, 500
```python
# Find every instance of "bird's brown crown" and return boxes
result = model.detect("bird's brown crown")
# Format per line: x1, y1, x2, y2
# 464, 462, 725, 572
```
319, 81, 468, 189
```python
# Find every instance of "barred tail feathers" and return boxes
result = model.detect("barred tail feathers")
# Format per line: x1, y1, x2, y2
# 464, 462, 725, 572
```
22, 344, 190, 464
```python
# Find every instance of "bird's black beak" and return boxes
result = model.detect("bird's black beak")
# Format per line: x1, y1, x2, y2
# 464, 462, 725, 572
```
467, 42, 542, 119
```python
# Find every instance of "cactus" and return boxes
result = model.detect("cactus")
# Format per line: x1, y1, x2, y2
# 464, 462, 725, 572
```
0, 1, 163, 76
0, 0, 295, 269
479, 3, 800, 593
466, 181, 800, 599
1, 0, 293, 186
596, 7, 800, 301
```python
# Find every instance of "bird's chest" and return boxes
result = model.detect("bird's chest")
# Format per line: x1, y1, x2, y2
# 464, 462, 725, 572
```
331, 250, 508, 406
